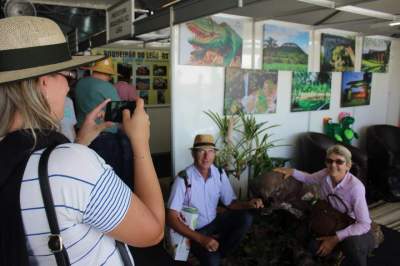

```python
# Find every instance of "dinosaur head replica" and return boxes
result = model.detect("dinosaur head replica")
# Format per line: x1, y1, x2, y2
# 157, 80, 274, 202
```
186, 17, 242, 65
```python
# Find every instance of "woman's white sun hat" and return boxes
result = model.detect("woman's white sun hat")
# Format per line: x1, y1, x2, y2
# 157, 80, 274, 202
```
0, 16, 105, 84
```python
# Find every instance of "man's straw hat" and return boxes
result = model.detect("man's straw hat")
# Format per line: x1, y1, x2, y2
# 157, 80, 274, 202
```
84, 57, 118, 76
191, 134, 218, 150
0, 16, 104, 84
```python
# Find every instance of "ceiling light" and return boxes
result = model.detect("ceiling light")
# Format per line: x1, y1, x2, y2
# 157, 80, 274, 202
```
389, 21, 400, 27
337, 5, 397, 21
297, 0, 335, 9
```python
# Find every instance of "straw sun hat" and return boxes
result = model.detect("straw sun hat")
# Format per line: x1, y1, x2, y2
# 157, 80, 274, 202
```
82, 57, 119, 76
0, 16, 105, 84
191, 134, 218, 150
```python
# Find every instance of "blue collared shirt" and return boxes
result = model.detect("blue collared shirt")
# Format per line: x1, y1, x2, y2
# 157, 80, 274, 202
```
167, 164, 237, 229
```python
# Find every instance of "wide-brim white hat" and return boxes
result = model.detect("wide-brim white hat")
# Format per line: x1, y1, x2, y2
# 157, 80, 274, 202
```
0, 16, 105, 84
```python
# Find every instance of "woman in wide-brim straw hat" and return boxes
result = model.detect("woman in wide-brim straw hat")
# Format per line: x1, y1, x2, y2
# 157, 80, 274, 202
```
0, 16, 164, 266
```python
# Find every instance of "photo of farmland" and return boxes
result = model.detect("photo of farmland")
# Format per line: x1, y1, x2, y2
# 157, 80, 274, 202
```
362, 38, 391, 73
341, 72, 372, 107
263, 24, 309, 72
291, 72, 331, 112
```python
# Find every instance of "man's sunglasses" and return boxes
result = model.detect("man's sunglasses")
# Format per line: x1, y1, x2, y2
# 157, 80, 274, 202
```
58, 70, 77, 80
325, 158, 346, 165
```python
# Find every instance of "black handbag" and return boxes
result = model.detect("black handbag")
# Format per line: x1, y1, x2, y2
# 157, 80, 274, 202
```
309, 193, 355, 237
38, 144, 133, 266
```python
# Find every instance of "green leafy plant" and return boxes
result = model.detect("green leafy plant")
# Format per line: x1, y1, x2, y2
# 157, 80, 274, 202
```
204, 110, 281, 181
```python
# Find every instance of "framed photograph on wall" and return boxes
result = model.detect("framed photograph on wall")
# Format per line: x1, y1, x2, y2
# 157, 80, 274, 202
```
291, 72, 331, 112
362, 37, 391, 73
341, 72, 372, 107
179, 15, 244, 67
136, 64, 150, 76
153, 64, 168, 76
224, 68, 277, 114
320, 33, 355, 72
153, 77, 168, 90
136, 78, 150, 90
263, 24, 309, 72
117, 63, 133, 83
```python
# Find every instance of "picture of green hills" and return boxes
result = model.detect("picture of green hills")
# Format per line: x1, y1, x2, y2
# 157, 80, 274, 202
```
263, 24, 309, 72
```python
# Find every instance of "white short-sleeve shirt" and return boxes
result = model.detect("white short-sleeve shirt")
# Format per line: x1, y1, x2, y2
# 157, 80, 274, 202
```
167, 164, 236, 229
20, 143, 133, 265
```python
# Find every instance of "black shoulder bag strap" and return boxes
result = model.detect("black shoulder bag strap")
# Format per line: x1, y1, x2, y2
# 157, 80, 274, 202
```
327, 193, 350, 214
38, 144, 70, 266
39, 145, 133, 266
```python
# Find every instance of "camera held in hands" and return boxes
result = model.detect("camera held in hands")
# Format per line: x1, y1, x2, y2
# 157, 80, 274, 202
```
105, 101, 136, 123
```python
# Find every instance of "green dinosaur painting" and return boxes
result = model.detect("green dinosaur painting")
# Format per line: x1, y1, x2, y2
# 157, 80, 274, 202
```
183, 16, 243, 66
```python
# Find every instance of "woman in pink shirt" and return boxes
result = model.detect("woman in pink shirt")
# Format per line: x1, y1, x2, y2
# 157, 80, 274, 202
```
275, 144, 374, 266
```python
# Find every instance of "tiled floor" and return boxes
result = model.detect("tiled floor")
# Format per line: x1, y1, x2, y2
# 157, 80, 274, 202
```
369, 200, 400, 232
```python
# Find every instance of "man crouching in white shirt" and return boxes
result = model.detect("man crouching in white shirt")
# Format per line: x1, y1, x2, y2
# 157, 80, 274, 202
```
167, 134, 264, 266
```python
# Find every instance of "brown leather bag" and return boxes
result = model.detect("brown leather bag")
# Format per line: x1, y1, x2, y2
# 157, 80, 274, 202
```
310, 193, 355, 237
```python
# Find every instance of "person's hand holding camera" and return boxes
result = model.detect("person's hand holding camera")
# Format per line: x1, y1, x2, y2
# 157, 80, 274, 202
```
122, 98, 150, 147
75, 99, 114, 146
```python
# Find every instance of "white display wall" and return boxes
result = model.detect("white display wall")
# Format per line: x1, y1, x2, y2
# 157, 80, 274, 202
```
171, 15, 400, 186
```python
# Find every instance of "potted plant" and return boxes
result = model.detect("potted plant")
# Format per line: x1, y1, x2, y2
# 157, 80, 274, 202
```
204, 110, 282, 183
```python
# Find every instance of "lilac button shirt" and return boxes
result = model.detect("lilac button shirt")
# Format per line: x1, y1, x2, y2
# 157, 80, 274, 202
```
167, 164, 237, 229
293, 169, 371, 241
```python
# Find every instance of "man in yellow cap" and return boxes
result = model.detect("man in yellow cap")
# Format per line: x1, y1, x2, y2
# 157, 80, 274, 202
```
167, 134, 264, 266
74, 57, 120, 131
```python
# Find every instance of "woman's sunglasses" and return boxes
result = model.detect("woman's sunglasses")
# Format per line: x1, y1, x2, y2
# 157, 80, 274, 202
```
325, 158, 346, 165
58, 70, 77, 80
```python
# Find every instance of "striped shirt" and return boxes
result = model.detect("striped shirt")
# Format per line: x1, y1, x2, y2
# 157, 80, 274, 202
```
20, 143, 133, 265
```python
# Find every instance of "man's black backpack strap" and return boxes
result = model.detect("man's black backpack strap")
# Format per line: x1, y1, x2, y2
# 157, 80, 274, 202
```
38, 144, 70, 266
178, 167, 225, 189
177, 170, 191, 189
217, 167, 224, 179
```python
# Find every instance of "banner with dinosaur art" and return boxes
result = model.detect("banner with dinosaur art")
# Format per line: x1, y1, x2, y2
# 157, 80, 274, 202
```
224, 68, 277, 115
291, 72, 331, 112
179, 15, 244, 67
341, 72, 372, 107
263, 24, 310, 72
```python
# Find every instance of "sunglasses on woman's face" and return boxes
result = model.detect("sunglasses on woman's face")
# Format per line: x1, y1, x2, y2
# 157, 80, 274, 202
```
57, 70, 77, 80
325, 158, 346, 165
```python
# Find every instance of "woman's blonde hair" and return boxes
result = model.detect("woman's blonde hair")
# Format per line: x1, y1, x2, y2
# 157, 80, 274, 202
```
0, 78, 59, 139
326, 144, 352, 164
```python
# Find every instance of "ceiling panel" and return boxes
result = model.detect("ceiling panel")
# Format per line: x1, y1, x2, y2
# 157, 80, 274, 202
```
357, 0, 400, 14
30, 0, 121, 9
225, 0, 400, 37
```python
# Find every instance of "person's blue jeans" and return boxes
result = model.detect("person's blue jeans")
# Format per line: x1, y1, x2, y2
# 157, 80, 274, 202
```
308, 230, 374, 266
190, 210, 253, 266
89, 131, 134, 189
